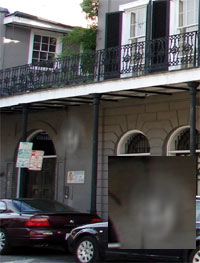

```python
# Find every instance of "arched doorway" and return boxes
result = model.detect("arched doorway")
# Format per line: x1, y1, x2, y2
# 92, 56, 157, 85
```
25, 130, 57, 199
167, 126, 200, 194
117, 130, 150, 156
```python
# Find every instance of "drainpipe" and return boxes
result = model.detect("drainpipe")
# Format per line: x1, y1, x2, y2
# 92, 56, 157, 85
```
188, 82, 198, 156
198, 0, 200, 65
17, 104, 28, 197
90, 94, 101, 214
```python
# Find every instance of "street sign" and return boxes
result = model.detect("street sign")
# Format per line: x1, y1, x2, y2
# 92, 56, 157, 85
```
29, 150, 44, 171
16, 142, 33, 168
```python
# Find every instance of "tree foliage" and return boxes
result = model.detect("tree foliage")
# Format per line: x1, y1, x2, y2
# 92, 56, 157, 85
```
61, 0, 99, 56
80, 0, 99, 21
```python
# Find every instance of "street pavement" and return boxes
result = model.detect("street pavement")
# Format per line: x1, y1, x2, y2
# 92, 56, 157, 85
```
0, 247, 77, 263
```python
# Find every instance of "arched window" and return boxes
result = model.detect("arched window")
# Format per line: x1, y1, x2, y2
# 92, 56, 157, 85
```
167, 126, 200, 194
117, 130, 150, 156
167, 126, 200, 155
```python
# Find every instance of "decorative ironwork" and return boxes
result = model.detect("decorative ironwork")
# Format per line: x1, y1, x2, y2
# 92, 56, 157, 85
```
0, 30, 200, 97
175, 128, 200, 150
125, 133, 150, 154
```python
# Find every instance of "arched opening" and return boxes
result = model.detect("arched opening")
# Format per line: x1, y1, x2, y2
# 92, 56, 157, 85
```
117, 130, 150, 156
24, 130, 57, 199
167, 126, 200, 194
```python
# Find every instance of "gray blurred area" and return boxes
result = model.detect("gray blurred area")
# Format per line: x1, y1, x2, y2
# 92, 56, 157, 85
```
108, 156, 196, 249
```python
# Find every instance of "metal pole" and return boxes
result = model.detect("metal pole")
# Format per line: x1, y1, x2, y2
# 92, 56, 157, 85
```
18, 104, 28, 197
188, 82, 198, 156
90, 94, 100, 214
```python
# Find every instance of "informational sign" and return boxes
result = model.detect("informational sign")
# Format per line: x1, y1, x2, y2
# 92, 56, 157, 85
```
16, 142, 33, 168
67, 171, 85, 184
29, 150, 44, 171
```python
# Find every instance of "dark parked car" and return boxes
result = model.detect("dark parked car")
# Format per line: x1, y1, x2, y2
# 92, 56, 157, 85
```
0, 198, 102, 254
67, 197, 200, 263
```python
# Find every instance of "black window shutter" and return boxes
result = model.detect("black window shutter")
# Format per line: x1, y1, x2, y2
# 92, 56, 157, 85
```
105, 12, 122, 48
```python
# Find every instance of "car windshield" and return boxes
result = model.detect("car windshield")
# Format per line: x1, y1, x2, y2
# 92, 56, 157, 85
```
12, 199, 77, 213
197, 200, 200, 221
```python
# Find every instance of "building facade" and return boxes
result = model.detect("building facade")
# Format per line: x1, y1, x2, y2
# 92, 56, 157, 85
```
0, 1, 200, 220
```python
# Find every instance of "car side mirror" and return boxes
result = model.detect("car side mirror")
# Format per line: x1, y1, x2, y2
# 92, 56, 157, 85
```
0, 202, 6, 212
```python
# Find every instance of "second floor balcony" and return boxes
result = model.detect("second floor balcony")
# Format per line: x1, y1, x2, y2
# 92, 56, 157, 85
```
0, 30, 200, 97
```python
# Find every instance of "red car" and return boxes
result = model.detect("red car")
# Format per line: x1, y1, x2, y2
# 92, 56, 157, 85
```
0, 198, 102, 254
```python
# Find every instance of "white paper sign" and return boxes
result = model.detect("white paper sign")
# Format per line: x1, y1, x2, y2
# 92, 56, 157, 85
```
67, 171, 85, 184
16, 142, 33, 168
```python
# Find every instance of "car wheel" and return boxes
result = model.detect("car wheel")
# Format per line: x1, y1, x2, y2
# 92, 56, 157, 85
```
189, 246, 200, 263
75, 236, 100, 263
0, 229, 10, 255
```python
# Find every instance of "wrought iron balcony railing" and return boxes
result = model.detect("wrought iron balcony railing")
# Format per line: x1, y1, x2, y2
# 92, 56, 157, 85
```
0, 30, 200, 97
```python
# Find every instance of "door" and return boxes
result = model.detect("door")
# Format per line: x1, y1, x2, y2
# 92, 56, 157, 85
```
146, 0, 170, 72
24, 131, 57, 199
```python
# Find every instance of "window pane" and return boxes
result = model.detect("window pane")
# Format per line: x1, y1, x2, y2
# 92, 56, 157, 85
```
40, 52, 47, 60
33, 42, 40, 50
50, 38, 56, 45
48, 53, 55, 60
42, 43, 48, 51
33, 51, 39, 59
34, 35, 41, 42
49, 45, 56, 52
42, 36, 49, 44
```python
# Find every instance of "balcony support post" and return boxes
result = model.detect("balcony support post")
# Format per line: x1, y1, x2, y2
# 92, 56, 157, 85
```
188, 82, 198, 156
17, 104, 28, 198
90, 94, 101, 214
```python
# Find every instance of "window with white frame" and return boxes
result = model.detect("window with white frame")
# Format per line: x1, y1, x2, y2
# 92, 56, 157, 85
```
28, 30, 62, 67
167, 126, 200, 193
179, 0, 198, 28
130, 7, 146, 40
117, 130, 150, 156
32, 35, 57, 66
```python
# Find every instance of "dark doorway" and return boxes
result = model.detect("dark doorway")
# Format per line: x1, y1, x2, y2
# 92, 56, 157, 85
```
104, 12, 122, 79
146, 0, 170, 72
24, 131, 56, 199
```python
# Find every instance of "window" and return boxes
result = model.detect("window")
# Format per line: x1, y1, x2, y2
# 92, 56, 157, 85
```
179, 0, 198, 27
117, 130, 150, 156
32, 35, 57, 66
130, 8, 146, 39
167, 126, 200, 194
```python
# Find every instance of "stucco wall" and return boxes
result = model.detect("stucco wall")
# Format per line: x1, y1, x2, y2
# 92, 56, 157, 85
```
3, 25, 31, 69
0, 105, 93, 214
0, 91, 200, 219
97, 91, 200, 219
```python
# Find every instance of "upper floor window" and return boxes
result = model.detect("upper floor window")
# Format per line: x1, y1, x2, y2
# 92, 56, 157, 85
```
32, 35, 57, 66
179, 0, 199, 28
130, 7, 146, 39
28, 30, 62, 67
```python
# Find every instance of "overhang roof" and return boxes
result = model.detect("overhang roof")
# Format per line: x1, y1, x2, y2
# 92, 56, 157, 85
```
4, 11, 74, 33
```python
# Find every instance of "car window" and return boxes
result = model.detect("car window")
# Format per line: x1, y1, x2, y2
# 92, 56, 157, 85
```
12, 199, 77, 212
196, 200, 200, 221
0, 201, 6, 212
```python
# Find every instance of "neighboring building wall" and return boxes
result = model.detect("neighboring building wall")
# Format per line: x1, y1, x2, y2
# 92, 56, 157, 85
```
0, 8, 9, 70
0, 105, 93, 213
3, 25, 31, 68
97, 91, 200, 219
